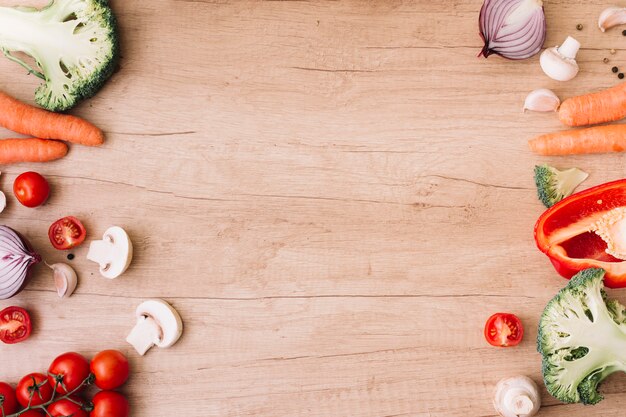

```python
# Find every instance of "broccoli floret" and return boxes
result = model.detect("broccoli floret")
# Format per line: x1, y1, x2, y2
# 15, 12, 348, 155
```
0, 0, 119, 111
534, 164, 588, 208
538, 268, 626, 405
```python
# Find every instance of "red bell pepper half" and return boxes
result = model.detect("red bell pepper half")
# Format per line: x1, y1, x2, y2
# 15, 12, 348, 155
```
535, 179, 626, 288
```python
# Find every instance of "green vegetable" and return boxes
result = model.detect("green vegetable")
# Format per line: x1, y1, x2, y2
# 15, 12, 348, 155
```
534, 164, 588, 208
0, 0, 119, 111
538, 268, 626, 405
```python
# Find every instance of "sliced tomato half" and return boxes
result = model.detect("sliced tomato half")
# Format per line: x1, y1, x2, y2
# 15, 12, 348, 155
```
0, 306, 31, 344
484, 313, 523, 347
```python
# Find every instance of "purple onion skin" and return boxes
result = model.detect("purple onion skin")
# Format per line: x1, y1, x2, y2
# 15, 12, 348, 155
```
478, 0, 546, 60
0, 226, 41, 299
14, 228, 41, 295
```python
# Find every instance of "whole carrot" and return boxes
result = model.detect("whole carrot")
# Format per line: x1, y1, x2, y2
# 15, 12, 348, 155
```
0, 92, 104, 146
0, 138, 68, 164
529, 124, 626, 155
559, 83, 626, 127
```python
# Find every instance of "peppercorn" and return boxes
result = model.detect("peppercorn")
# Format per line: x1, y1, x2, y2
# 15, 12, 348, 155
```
577, 23, 583, 30
67, 253, 75, 260
604, 57, 610, 63
623, 29, 626, 36
613, 66, 619, 73
619, 73, 625, 79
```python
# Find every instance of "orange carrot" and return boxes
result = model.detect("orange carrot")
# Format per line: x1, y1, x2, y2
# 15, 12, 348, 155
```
529, 124, 626, 155
559, 83, 626, 127
0, 92, 104, 146
0, 138, 68, 164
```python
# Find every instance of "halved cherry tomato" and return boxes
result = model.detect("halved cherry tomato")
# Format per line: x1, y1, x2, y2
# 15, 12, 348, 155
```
48, 216, 86, 250
0, 382, 18, 415
0, 306, 31, 344
484, 313, 523, 347
13, 172, 50, 208
16, 373, 53, 407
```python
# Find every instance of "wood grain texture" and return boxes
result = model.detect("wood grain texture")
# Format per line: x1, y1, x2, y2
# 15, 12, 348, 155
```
2, 0, 626, 415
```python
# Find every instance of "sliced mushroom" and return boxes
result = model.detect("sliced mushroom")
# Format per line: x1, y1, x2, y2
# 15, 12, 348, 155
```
126, 299, 183, 356
540, 36, 580, 81
87, 226, 133, 279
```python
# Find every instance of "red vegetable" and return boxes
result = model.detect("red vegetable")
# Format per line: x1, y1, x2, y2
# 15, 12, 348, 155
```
16, 373, 52, 407
0, 306, 31, 344
47, 397, 88, 417
484, 313, 524, 347
0, 382, 18, 415
535, 179, 626, 288
90, 350, 129, 390
13, 172, 50, 208
48, 352, 90, 394
91, 391, 129, 417
48, 216, 86, 250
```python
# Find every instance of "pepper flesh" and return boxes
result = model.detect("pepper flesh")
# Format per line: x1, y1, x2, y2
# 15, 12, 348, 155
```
535, 179, 626, 288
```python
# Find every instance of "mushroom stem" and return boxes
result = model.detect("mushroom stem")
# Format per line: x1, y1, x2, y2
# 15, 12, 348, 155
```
493, 376, 540, 417
558, 36, 580, 59
126, 316, 161, 356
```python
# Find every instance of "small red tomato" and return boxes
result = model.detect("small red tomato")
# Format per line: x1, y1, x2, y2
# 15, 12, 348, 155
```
20, 411, 45, 416
13, 172, 50, 208
0, 382, 18, 415
90, 350, 129, 390
484, 313, 524, 347
48, 216, 86, 250
47, 397, 88, 417
0, 306, 31, 344
48, 352, 91, 394
90, 391, 129, 417
16, 373, 53, 407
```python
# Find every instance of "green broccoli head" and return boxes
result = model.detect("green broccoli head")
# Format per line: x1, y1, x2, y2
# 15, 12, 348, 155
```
534, 164, 588, 208
538, 268, 626, 405
0, 0, 119, 111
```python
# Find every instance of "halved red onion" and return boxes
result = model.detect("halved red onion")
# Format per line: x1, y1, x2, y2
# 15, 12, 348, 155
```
0, 226, 40, 299
479, 0, 546, 60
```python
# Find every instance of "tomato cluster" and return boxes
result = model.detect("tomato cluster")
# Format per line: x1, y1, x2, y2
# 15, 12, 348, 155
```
0, 350, 129, 417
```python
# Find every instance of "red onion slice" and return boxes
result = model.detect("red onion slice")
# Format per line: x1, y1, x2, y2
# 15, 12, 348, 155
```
479, 0, 546, 60
0, 226, 40, 299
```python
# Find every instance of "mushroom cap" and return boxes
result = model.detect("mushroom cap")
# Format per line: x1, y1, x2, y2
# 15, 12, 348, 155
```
540, 47, 579, 82
136, 299, 183, 348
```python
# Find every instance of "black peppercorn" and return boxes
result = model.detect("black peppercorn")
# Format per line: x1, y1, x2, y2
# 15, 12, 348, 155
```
67, 253, 75, 260
623, 29, 626, 36
576, 23, 583, 30
604, 57, 610, 63
613, 66, 619, 73
619, 73, 625, 79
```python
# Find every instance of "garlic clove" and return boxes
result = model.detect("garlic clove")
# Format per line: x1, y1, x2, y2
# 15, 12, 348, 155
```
0, 192, 5, 214
599, 7, 626, 32
47, 263, 78, 298
524, 89, 560, 112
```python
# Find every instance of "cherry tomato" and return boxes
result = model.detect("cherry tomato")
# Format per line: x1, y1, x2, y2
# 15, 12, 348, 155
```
0, 306, 31, 344
90, 391, 129, 417
13, 172, 50, 208
47, 397, 88, 417
484, 313, 524, 347
16, 373, 53, 407
20, 411, 44, 416
0, 382, 18, 415
90, 350, 129, 390
48, 216, 86, 250
48, 352, 91, 394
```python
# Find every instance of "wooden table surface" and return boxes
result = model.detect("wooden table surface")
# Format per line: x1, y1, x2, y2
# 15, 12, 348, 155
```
4, 0, 626, 416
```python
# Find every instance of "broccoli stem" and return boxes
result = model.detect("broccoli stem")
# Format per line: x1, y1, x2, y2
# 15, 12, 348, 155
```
1, 48, 44, 80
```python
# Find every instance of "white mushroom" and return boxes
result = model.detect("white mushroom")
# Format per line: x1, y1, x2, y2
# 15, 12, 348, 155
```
493, 376, 541, 417
540, 36, 580, 81
599, 7, 626, 32
0, 171, 5, 214
86, 226, 133, 279
523, 88, 560, 112
126, 299, 183, 356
